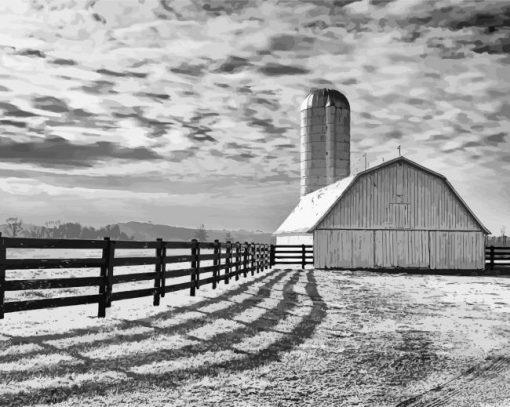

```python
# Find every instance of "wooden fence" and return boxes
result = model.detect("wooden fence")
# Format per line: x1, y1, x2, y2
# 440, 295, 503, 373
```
0, 234, 279, 319
271, 244, 314, 268
485, 246, 510, 270
0, 235, 315, 320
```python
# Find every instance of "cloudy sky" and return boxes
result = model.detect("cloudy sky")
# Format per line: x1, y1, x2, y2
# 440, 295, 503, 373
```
0, 0, 508, 233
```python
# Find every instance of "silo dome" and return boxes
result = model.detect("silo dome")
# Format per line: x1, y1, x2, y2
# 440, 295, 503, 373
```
300, 88, 351, 196
300, 88, 350, 110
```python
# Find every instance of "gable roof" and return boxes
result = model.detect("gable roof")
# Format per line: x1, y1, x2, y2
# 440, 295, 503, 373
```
274, 156, 490, 235
273, 175, 354, 235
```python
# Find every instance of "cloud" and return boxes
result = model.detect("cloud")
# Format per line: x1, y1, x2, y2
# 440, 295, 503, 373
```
96, 68, 148, 79
170, 62, 208, 77
51, 58, 76, 66
0, 0, 508, 232
258, 62, 310, 76
0, 136, 162, 168
0, 119, 27, 128
33, 96, 70, 113
214, 56, 252, 73
0, 102, 36, 118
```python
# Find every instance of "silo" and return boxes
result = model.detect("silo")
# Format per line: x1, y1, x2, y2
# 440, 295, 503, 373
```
300, 88, 350, 196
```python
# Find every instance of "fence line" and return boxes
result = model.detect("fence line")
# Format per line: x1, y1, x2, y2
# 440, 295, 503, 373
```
0, 233, 314, 320
485, 246, 510, 270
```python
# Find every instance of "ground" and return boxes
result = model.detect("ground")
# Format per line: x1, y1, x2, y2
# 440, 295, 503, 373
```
0, 268, 509, 406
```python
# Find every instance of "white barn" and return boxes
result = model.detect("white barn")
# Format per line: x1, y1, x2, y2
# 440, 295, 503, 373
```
275, 156, 490, 271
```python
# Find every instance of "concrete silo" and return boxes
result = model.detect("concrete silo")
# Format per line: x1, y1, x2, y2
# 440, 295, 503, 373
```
300, 88, 350, 196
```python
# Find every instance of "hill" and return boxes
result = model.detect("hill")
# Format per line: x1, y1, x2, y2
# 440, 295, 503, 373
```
118, 221, 274, 244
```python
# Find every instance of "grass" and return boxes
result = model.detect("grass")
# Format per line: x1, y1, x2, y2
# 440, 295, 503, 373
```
0, 266, 509, 406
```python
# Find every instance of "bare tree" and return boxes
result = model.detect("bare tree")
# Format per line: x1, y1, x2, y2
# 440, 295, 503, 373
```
45, 220, 61, 238
194, 224, 209, 242
6, 217, 23, 237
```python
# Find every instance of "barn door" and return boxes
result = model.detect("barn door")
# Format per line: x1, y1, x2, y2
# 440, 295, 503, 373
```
389, 203, 410, 228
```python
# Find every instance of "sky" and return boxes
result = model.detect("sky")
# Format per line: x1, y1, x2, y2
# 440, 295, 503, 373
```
0, 0, 508, 234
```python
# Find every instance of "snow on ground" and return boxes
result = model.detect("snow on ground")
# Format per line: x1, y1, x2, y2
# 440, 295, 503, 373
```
0, 268, 509, 406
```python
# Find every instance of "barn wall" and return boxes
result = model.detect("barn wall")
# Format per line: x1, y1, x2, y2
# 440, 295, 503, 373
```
315, 229, 485, 270
275, 234, 313, 246
374, 230, 429, 268
317, 161, 480, 231
429, 231, 485, 270
314, 230, 374, 269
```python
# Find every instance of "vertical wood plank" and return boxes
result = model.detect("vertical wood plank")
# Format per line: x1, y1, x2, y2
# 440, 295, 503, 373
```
235, 242, 240, 281
190, 239, 197, 296
196, 241, 201, 289
106, 238, 115, 308
225, 241, 231, 284
269, 244, 275, 267
243, 242, 249, 277
301, 244, 306, 269
0, 233, 5, 319
213, 240, 219, 289
98, 237, 108, 318
251, 242, 255, 276
153, 238, 162, 306
160, 241, 166, 297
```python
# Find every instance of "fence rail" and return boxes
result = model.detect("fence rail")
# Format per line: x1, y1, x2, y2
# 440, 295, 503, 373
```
271, 244, 313, 268
0, 234, 282, 319
485, 246, 510, 270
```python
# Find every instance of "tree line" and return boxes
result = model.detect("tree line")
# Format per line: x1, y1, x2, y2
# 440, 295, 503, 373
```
2, 219, 235, 242
2, 218, 133, 240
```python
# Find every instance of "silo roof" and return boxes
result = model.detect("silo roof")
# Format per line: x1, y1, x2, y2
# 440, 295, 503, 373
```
300, 88, 350, 110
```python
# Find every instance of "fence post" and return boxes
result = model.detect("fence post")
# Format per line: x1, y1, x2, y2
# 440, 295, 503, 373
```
190, 239, 197, 296
0, 233, 5, 319
106, 238, 115, 308
225, 241, 231, 285
235, 242, 240, 281
243, 242, 249, 278
153, 238, 162, 306
197, 241, 202, 289
160, 241, 167, 298
256, 243, 262, 274
270, 244, 275, 267
98, 237, 112, 317
490, 245, 495, 270
213, 240, 219, 289
301, 244, 306, 269
251, 242, 255, 276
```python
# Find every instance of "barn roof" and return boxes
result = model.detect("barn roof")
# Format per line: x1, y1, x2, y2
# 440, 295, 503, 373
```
274, 156, 490, 235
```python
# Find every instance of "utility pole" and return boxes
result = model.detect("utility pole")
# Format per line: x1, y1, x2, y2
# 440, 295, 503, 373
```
397, 145, 401, 156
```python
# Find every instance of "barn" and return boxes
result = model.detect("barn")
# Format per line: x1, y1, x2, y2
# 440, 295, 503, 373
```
275, 156, 490, 271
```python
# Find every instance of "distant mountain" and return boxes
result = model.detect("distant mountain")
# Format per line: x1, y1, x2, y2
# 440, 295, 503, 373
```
0, 220, 274, 244
118, 221, 275, 244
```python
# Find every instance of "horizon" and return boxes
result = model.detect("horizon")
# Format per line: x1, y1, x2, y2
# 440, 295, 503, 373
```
0, 0, 509, 235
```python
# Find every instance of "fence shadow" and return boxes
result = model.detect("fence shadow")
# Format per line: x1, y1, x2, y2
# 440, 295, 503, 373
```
0, 268, 327, 406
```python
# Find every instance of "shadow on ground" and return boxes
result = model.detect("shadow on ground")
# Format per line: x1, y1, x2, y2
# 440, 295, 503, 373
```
0, 268, 327, 406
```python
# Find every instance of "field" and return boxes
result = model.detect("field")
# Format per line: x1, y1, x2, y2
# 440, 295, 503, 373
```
1, 263, 509, 406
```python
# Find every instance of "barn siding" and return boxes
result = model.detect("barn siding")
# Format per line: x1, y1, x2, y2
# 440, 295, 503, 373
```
374, 230, 429, 268
318, 161, 479, 231
314, 230, 373, 269
429, 231, 484, 269
276, 234, 313, 246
